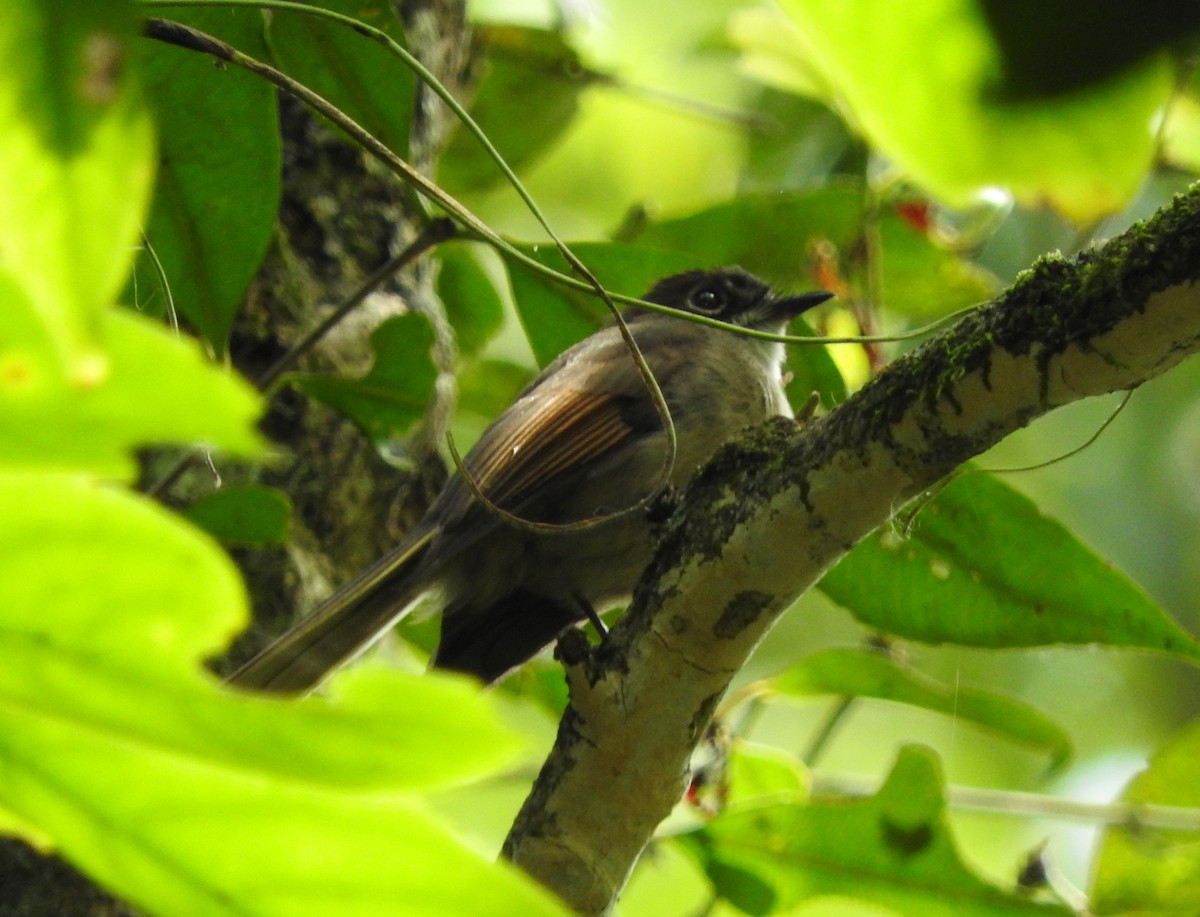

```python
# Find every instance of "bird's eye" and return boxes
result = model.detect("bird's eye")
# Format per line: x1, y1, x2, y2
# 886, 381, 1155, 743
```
690, 286, 726, 313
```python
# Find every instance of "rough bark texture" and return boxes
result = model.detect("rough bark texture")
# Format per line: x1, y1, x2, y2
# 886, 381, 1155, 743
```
501, 187, 1200, 914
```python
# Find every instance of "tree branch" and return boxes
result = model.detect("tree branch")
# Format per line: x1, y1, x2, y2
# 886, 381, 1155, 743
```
502, 185, 1200, 914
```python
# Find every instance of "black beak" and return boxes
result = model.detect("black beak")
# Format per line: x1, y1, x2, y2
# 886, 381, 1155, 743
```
765, 289, 835, 321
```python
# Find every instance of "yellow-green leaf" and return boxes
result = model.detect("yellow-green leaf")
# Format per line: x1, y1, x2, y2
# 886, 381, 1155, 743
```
1091, 718, 1200, 915
0, 0, 154, 371
678, 745, 1072, 916
0, 473, 562, 916
737, 0, 1174, 221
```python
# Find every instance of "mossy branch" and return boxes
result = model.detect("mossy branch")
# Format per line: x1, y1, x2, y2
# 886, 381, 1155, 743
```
502, 185, 1200, 914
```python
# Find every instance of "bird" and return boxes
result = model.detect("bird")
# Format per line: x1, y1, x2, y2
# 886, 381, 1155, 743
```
228, 267, 832, 692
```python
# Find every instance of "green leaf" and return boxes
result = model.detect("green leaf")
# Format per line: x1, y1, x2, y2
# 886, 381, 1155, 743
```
0, 472, 562, 917
0, 300, 262, 478
506, 242, 699, 366
741, 90, 857, 196
267, 0, 413, 157
440, 25, 590, 190
1091, 718, 1200, 915
291, 312, 437, 442
184, 484, 291, 545
877, 208, 1001, 319
1163, 93, 1200, 174
439, 242, 506, 356
726, 742, 811, 808
458, 358, 534, 421
0, 472, 520, 789
0, 7, 262, 479
820, 474, 1200, 661
0, 267, 59, 395
0, 793, 55, 842
749, 0, 1174, 221
133, 7, 280, 353
0, 0, 154, 371
678, 745, 1072, 916
637, 188, 865, 289
785, 341, 848, 413
773, 648, 1072, 772
729, 6, 831, 100
454, 357, 536, 451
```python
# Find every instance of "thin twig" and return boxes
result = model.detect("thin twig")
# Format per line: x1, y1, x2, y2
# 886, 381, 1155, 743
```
978, 390, 1135, 475
894, 389, 1135, 533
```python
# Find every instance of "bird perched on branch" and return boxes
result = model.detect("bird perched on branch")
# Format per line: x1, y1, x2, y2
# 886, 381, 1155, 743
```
229, 267, 831, 692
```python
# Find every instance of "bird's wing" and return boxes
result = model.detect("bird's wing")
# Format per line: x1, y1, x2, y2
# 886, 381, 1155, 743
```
432, 327, 675, 534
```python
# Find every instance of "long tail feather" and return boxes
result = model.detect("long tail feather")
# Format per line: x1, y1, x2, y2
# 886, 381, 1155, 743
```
226, 529, 436, 694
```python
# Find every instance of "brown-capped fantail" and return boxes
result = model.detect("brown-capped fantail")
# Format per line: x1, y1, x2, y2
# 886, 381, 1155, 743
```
229, 267, 832, 692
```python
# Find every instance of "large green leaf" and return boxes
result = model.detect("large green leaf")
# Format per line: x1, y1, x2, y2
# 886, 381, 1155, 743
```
0, 3, 260, 480
440, 25, 591, 191
0, 291, 262, 478
267, 0, 413, 157
678, 745, 1071, 916
1090, 718, 1200, 915
0, 0, 154, 372
876, 207, 1000, 319
291, 312, 438, 442
734, 0, 1174, 221
134, 7, 280, 353
772, 648, 1071, 771
0, 472, 562, 917
819, 474, 1200, 660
